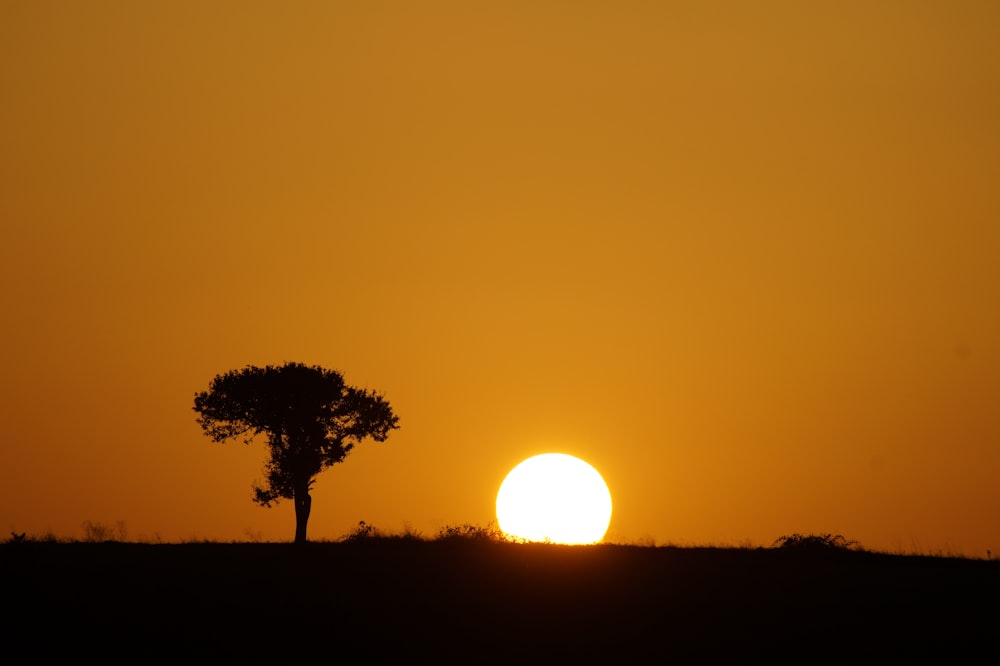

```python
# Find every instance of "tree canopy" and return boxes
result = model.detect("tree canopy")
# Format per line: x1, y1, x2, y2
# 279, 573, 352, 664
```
193, 362, 399, 542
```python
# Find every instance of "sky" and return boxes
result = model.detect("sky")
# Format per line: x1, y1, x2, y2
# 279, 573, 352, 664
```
2, 1, 998, 555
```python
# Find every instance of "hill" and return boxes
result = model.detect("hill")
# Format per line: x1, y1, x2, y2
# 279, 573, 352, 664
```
3, 540, 997, 663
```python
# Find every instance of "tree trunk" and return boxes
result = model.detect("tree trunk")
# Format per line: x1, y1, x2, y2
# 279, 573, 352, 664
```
293, 488, 312, 544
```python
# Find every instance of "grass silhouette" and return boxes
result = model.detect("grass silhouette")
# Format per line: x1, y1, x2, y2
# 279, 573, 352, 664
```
4, 521, 990, 558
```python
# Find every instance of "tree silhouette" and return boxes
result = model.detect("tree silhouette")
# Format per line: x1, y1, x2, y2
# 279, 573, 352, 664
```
193, 362, 399, 543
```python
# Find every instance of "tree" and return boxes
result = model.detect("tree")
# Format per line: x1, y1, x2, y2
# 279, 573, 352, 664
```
193, 362, 399, 543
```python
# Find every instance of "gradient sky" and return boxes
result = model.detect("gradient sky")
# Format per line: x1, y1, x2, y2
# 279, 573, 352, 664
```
2, 1, 998, 555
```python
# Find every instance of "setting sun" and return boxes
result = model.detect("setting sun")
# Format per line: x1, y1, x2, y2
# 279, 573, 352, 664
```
496, 453, 613, 544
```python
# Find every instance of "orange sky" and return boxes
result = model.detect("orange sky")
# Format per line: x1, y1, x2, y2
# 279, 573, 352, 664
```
2, 1, 998, 555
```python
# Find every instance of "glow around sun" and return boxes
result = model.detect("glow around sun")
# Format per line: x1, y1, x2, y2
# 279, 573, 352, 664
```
495, 453, 612, 545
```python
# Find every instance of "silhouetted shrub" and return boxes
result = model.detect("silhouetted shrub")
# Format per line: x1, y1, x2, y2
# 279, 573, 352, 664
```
435, 521, 514, 543
342, 520, 382, 542
772, 533, 859, 551
81, 520, 128, 543
336, 521, 425, 543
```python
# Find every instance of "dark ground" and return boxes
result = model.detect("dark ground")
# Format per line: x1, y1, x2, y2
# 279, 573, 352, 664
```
3, 540, 998, 664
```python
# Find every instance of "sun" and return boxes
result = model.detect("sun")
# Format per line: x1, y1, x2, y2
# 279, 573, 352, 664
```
496, 453, 612, 545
